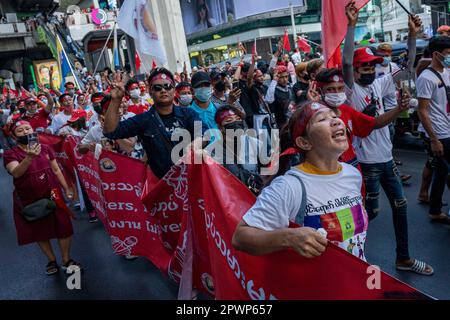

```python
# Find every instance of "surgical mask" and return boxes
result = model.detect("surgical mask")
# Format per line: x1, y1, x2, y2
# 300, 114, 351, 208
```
358, 72, 376, 86
441, 54, 450, 68
324, 92, 347, 108
194, 87, 212, 103
382, 57, 391, 67
223, 121, 244, 131
41, 98, 48, 105
68, 89, 75, 96
130, 89, 141, 99
214, 80, 226, 92
179, 94, 193, 106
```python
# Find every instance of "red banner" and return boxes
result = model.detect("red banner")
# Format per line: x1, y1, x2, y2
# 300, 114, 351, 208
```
41, 135, 429, 300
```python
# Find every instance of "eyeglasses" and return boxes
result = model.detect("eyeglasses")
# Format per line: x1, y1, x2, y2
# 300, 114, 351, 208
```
152, 83, 175, 92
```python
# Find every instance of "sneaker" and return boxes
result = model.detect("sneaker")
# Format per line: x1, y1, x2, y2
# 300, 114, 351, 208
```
73, 201, 81, 209
124, 254, 138, 261
89, 216, 98, 223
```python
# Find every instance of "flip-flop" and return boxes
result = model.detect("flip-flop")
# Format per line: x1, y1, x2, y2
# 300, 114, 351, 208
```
396, 259, 434, 276
46, 261, 59, 276
61, 259, 83, 274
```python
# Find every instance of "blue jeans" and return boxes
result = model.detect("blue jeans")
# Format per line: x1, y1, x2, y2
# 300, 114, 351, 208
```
360, 160, 410, 261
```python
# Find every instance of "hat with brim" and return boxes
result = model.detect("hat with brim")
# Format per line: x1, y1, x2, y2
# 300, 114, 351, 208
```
353, 47, 384, 67
67, 109, 87, 123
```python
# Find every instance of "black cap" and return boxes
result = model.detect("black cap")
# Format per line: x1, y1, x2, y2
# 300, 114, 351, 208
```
191, 71, 211, 88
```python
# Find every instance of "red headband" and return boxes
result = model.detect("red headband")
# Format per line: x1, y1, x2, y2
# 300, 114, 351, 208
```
291, 103, 328, 143
150, 73, 174, 85
215, 110, 237, 125
315, 75, 344, 88
12, 120, 31, 134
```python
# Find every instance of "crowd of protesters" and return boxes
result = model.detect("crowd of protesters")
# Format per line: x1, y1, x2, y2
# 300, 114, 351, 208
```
2, 1, 450, 281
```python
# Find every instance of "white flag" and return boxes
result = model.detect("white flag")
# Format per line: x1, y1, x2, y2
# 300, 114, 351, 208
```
117, 0, 167, 67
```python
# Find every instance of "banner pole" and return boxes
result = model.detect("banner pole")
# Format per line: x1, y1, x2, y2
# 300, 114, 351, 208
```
93, 22, 116, 75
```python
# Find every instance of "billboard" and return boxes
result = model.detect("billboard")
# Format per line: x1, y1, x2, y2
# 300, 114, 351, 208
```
180, 0, 305, 36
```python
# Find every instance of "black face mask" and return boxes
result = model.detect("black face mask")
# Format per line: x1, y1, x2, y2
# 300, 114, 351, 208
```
214, 80, 226, 92
223, 121, 244, 131
16, 135, 29, 145
358, 72, 376, 86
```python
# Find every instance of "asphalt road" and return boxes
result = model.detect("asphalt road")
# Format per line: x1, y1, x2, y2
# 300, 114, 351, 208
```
0, 147, 449, 300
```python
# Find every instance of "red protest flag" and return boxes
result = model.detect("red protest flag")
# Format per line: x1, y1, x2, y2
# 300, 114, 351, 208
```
283, 29, 291, 52
297, 36, 311, 54
322, 0, 369, 68
135, 51, 141, 71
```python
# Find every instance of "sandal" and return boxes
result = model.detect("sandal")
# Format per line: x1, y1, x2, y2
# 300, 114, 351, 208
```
429, 213, 450, 225
46, 261, 59, 276
61, 259, 83, 274
396, 259, 434, 276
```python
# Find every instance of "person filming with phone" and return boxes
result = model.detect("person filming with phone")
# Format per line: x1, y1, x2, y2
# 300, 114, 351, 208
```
3, 120, 82, 276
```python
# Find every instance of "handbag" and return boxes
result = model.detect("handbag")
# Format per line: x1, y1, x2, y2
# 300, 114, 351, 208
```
21, 198, 56, 222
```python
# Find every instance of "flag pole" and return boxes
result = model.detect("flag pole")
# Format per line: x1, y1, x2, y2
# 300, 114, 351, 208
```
290, 1, 298, 49
56, 34, 83, 90
93, 22, 116, 75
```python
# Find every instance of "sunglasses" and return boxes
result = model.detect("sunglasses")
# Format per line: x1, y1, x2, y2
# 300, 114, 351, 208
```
152, 83, 175, 92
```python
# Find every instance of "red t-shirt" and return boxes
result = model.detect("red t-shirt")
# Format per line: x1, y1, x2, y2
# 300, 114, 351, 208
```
338, 104, 376, 164
128, 104, 149, 115
21, 108, 50, 130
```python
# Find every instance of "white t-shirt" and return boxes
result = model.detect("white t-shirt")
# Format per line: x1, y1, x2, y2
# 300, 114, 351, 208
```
243, 163, 368, 260
346, 75, 396, 164
47, 112, 72, 135
82, 105, 99, 129
416, 68, 450, 140
81, 124, 104, 145
58, 126, 87, 138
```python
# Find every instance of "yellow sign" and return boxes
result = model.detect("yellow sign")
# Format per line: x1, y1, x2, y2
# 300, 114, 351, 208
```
213, 34, 222, 40
33, 59, 61, 88
190, 51, 200, 57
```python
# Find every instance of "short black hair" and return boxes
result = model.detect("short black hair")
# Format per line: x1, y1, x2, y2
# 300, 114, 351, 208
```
58, 93, 71, 103
315, 68, 343, 83
428, 36, 450, 55
147, 68, 175, 86
241, 62, 251, 73
125, 79, 139, 91
64, 82, 75, 88
176, 82, 191, 90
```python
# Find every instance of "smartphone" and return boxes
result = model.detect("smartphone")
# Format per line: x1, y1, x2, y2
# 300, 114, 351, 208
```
232, 80, 239, 90
27, 133, 39, 149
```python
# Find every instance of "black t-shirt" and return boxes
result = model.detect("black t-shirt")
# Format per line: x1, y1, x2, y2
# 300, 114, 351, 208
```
292, 81, 309, 105
160, 112, 182, 136
269, 87, 291, 129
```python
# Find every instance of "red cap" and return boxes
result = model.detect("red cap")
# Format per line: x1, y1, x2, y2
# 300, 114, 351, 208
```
67, 109, 87, 123
11, 120, 31, 134
353, 47, 383, 67
215, 109, 237, 125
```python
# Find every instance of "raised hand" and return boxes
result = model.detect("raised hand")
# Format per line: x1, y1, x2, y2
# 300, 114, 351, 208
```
408, 14, 422, 36
25, 143, 41, 159
307, 82, 320, 102
345, 0, 358, 27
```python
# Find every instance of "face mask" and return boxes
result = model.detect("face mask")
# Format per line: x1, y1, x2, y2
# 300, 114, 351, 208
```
223, 121, 244, 131
179, 94, 193, 106
68, 89, 75, 96
41, 98, 48, 105
16, 135, 29, 145
194, 87, 212, 103
440, 53, 450, 68
324, 92, 347, 108
130, 89, 141, 99
214, 80, 226, 92
381, 57, 391, 67
358, 72, 376, 86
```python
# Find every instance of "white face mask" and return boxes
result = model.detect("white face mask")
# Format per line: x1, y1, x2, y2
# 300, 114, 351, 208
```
324, 92, 347, 108
130, 89, 140, 99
